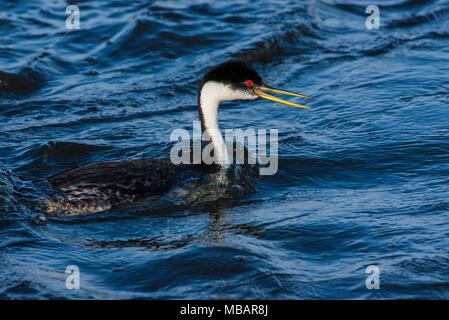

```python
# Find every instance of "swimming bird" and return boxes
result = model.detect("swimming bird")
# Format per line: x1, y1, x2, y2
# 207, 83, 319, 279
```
44, 60, 309, 215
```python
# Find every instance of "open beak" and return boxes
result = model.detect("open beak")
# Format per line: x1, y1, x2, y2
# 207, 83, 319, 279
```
253, 85, 310, 109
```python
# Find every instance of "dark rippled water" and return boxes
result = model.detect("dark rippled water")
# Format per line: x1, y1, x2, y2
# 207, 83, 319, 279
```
1, 0, 449, 299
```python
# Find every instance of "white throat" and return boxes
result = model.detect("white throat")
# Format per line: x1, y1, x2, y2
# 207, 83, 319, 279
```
199, 81, 256, 166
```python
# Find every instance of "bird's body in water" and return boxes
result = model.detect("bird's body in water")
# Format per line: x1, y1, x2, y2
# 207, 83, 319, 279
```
44, 60, 309, 215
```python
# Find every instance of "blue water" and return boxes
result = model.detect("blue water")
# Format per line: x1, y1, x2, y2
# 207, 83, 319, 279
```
1, 0, 449, 299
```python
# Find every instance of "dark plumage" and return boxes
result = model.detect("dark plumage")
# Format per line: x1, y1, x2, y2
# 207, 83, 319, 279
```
48, 159, 179, 198
46, 159, 220, 215
199, 60, 263, 93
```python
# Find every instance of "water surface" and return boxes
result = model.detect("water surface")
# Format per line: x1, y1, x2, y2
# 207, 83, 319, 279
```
1, 0, 449, 299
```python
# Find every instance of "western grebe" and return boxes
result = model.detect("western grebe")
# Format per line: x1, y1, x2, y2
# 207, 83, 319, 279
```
44, 60, 309, 215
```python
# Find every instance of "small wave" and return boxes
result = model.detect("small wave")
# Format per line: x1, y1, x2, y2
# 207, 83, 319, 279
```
0, 161, 44, 225
24, 141, 110, 163
0, 67, 45, 95
84, 234, 196, 251
387, 4, 449, 29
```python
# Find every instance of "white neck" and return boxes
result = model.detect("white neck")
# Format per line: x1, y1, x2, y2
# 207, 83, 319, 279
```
198, 81, 257, 166
199, 82, 229, 166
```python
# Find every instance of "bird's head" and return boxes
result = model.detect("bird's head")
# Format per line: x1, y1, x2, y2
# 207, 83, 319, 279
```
199, 60, 310, 109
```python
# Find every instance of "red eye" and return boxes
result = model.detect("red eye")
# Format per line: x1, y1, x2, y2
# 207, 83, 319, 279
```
245, 80, 253, 87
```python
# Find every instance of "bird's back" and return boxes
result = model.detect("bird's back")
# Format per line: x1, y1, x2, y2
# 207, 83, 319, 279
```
44, 158, 218, 215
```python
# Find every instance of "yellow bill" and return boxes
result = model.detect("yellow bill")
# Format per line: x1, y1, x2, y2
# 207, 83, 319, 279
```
257, 86, 311, 99
253, 86, 310, 109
